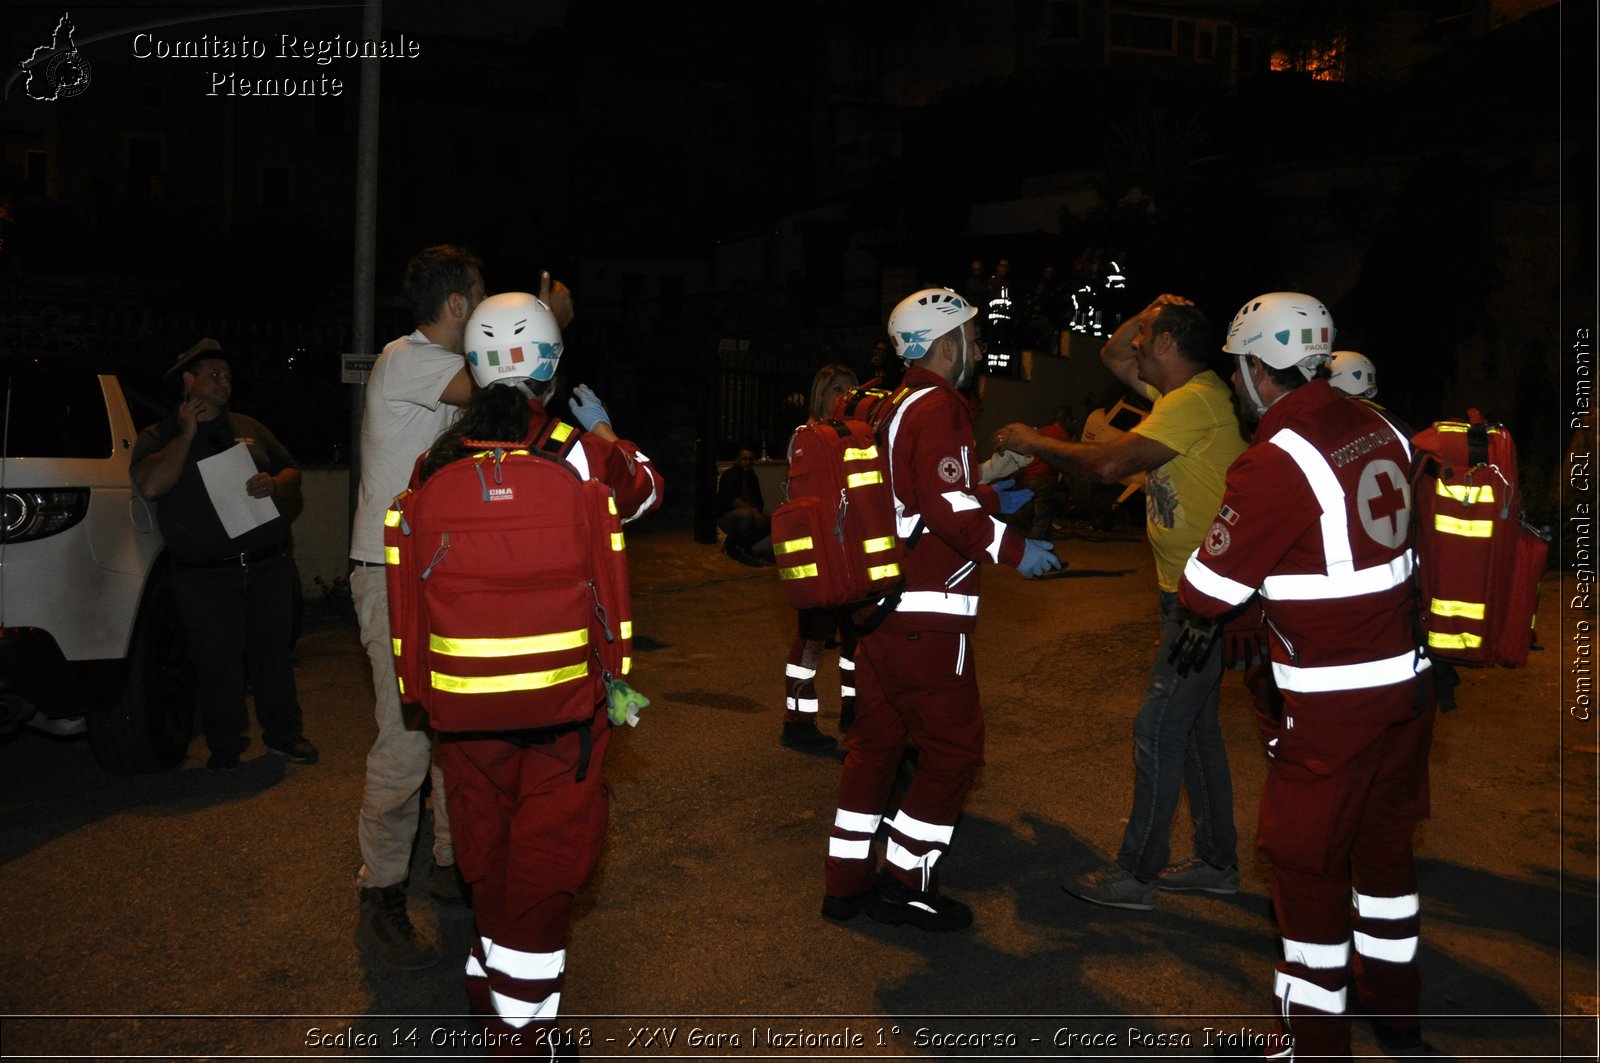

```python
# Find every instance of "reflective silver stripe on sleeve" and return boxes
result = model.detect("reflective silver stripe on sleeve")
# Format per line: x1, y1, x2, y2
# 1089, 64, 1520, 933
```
1273, 650, 1430, 693
1270, 428, 1354, 570
941, 490, 983, 513
1182, 550, 1257, 606
984, 516, 1007, 562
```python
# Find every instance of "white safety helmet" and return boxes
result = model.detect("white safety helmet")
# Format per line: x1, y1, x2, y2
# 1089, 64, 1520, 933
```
464, 292, 564, 389
888, 288, 978, 362
1223, 292, 1335, 375
1327, 350, 1378, 399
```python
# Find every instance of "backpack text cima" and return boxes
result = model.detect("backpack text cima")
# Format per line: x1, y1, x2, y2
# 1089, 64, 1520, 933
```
384, 418, 632, 732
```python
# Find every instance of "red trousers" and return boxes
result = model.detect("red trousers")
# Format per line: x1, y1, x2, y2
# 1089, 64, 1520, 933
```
438, 713, 612, 1057
1257, 682, 1435, 1061
826, 629, 982, 897
785, 607, 857, 723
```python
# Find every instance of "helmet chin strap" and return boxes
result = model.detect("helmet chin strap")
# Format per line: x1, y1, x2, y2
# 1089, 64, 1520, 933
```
953, 329, 975, 390
1236, 354, 1271, 420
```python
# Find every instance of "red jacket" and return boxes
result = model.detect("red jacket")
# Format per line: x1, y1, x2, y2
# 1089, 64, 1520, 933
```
878, 367, 1025, 634
1179, 379, 1427, 766
529, 399, 664, 523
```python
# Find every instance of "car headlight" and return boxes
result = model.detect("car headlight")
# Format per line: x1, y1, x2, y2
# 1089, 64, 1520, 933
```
1, 488, 90, 542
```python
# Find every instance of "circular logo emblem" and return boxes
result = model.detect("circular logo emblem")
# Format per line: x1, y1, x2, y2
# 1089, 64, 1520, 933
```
46, 50, 92, 99
1356, 458, 1410, 549
1204, 522, 1231, 556
937, 456, 962, 484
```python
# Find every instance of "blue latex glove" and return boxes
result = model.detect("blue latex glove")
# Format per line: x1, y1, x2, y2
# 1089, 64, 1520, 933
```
991, 478, 1034, 516
568, 383, 611, 431
1017, 538, 1062, 578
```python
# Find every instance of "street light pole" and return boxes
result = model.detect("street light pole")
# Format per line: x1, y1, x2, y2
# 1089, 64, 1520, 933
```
349, 0, 382, 516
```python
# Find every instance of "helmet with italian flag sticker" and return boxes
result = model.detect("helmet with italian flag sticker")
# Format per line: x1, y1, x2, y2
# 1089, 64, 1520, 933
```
465, 292, 564, 388
1328, 350, 1378, 398
1223, 292, 1334, 376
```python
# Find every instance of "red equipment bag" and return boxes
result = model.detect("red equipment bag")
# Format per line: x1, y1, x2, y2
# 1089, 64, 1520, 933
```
770, 384, 921, 615
384, 416, 632, 732
1410, 409, 1549, 667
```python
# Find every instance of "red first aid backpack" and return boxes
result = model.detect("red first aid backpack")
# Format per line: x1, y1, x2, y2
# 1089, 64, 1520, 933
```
384, 416, 632, 733
770, 384, 924, 621
1410, 409, 1549, 668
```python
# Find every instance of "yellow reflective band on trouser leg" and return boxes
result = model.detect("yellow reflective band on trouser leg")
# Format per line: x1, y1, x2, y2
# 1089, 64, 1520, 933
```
845, 471, 884, 488
431, 662, 589, 694
779, 563, 819, 581
1430, 598, 1485, 620
774, 536, 814, 556
1434, 514, 1494, 538
430, 628, 589, 657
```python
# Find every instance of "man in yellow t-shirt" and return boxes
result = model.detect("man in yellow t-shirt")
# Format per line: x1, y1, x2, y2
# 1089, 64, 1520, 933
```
994, 294, 1248, 910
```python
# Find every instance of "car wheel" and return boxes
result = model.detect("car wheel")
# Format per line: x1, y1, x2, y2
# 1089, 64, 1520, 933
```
88, 574, 195, 773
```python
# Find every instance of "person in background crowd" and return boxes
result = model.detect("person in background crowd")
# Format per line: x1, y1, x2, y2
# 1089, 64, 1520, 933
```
716, 447, 772, 566
132, 339, 316, 774
778, 364, 860, 756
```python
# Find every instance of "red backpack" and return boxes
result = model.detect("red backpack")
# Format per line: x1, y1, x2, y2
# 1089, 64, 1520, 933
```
1410, 409, 1549, 668
770, 384, 925, 621
384, 416, 633, 734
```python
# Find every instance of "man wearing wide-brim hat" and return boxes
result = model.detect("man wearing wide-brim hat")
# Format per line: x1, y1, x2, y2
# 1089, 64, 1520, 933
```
132, 339, 318, 772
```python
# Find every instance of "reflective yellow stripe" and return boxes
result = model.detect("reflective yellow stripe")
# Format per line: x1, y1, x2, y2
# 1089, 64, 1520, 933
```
1429, 631, 1484, 651
621, 657, 632, 675
1430, 598, 1486, 620
779, 563, 819, 580
430, 628, 588, 657
384, 546, 400, 565
1437, 423, 1500, 435
431, 662, 588, 694
392, 637, 403, 657
620, 620, 632, 639
470, 449, 530, 459
1436, 480, 1495, 504
385, 508, 401, 527
396, 677, 406, 695
842, 446, 878, 461
866, 563, 900, 581
611, 532, 625, 551
608, 497, 618, 514
846, 471, 884, 488
550, 421, 574, 443
1435, 514, 1494, 538
775, 536, 814, 556
862, 536, 894, 554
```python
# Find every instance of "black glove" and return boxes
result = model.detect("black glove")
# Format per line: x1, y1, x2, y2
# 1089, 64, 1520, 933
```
1168, 613, 1219, 677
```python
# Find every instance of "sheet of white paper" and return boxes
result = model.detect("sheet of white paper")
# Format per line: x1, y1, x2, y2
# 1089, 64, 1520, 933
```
196, 443, 279, 539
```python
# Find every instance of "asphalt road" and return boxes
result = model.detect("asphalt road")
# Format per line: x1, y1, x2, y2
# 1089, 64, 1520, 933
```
1, 518, 1594, 1062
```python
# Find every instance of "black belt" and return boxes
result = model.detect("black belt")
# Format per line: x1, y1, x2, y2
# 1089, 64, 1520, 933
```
351, 559, 384, 568
177, 544, 289, 569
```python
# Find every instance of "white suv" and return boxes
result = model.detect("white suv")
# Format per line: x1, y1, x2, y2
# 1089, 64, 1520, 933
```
0, 356, 194, 772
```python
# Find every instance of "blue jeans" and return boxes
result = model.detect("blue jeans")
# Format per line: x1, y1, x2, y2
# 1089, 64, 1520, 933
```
1116, 591, 1237, 880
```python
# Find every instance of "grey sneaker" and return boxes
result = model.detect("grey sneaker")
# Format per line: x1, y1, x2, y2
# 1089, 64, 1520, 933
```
1064, 864, 1158, 910
1158, 858, 1240, 894
357, 884, 440, 969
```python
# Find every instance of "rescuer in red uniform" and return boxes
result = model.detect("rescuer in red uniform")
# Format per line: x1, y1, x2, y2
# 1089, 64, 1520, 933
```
420, 292, 663, 1058
1178, 292, 1434, 1060
821, 287, 1060, 932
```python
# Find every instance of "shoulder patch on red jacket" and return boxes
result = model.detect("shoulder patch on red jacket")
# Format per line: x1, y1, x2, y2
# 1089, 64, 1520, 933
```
937, 455, 962, 483
1204, 522, 1232, 556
